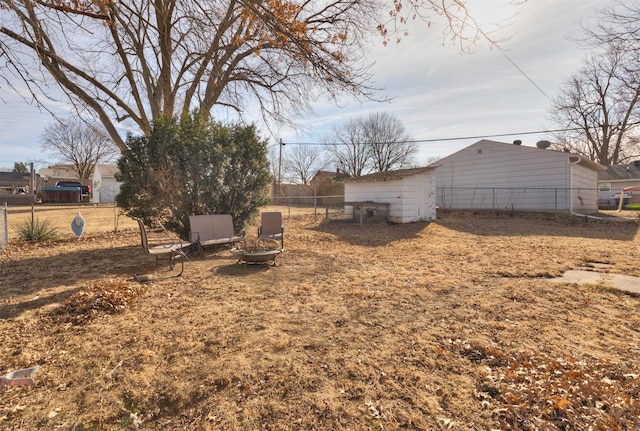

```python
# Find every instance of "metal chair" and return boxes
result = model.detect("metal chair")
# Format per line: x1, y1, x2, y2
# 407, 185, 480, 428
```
134, 219, 192, 281
258, 212, 284, 250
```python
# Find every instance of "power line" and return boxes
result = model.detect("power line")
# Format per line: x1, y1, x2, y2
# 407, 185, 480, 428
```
281, 125, 594, 146
494, 45, 554, 102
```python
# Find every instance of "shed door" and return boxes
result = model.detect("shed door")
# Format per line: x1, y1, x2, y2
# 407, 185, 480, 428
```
416, 175, 429, 221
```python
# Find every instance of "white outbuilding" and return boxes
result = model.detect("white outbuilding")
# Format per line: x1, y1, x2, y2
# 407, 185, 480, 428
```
430, 139, 606, 214
344, 166, 438, 224
92, 164, 122, 204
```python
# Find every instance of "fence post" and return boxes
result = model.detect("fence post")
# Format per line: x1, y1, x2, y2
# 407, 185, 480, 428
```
492, 188, 495, 215
113, 204, 118, 233
1, 203, 7, 254
31, 203, 35, 242
313, 181, 317, 223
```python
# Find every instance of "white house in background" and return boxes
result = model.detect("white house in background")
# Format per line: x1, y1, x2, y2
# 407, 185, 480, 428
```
429, 140, 605, 214
344, 166, 438, 224
92, 164, 122, 204
597, 161, 640, 208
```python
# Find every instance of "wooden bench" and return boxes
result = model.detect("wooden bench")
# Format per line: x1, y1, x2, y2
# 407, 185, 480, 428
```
188, 214, 245, 256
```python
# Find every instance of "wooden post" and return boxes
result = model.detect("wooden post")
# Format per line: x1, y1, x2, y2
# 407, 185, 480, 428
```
278, 138, 284, 197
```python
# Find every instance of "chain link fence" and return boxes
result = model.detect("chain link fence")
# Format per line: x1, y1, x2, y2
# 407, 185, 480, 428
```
437, 187, 599, 214
268, 195, 345, 221
5, 204, 138, 242
3, 198, 346, 244
1, 203, 8, 254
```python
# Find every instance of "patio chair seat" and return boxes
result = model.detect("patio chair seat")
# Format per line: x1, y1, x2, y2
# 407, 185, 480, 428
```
135, 219, 191, 280
258, 212, 284, 250
189, 214, 245, 256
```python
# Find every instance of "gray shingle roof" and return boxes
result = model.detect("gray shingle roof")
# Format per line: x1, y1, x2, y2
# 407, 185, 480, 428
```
346, 166, 437, 183
598, 161, 640, 181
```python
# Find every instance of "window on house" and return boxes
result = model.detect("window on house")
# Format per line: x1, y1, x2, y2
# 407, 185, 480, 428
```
599, 183, 611, 192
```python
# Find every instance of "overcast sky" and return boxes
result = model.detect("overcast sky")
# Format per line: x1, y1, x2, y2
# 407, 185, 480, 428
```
0, 0, 609, 170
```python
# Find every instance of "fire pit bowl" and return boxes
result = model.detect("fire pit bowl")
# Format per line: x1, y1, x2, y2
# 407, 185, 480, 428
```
231, 239, 282, 266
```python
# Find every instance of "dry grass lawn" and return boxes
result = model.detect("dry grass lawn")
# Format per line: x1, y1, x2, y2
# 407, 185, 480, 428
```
1, 207, 639, 430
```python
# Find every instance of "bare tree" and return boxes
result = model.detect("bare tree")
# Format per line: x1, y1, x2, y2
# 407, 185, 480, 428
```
329, 118, 371, 177
582, 0, 640, 54
1, 1, 511, 151
329, 112, 415, 176
40, 118, 119, 179
426, 155, 443, 165
362, 112, 416, 171
284, 144, 327, 184
548, 1, 640, 165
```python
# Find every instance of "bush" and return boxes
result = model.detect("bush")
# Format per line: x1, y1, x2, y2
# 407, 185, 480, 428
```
116, 113, 271, 239
15, 218, 59, 242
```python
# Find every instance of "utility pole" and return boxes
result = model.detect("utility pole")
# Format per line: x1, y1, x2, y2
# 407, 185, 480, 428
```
278, 138, 284, 197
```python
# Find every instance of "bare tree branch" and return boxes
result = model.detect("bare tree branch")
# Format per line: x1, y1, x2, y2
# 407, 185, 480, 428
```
284, 144, 327, 184
1, 0, 510, 152
549, 1, 640, 165
40, 116, 119, 179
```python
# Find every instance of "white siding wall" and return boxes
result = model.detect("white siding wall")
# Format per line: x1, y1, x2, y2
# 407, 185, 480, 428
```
571, 163, 599, 212
397, 177, 415, 223
436, 141, 574, 211
99, 179, 123, 204
344, 172, 437, 223
92, 168, 103, 204
92, 166, 123, 204
344, 181, 403, 220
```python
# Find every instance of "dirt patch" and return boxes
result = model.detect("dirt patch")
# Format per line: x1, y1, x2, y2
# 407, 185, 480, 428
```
1, 209, 639, 430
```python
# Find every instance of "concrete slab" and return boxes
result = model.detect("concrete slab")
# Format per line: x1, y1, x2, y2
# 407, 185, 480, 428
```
550, 270, 640, 295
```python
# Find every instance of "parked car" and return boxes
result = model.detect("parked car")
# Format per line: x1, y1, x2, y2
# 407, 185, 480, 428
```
54, 181, 91, 197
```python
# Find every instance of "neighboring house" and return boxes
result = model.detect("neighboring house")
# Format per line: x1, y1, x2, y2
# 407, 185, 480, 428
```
344, 166, 438, 224
312, 169, 351, 184
312, 169, 351, 200
38, 165, 79, 183
92, 164, 123, 204
429, 139, 605, 214
597, 161, 640, 208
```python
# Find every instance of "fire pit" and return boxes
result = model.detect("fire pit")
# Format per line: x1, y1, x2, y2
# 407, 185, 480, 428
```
231, 239, 282, 266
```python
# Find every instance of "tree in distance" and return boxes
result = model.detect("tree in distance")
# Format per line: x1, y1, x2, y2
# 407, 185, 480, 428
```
548, 0, 640, 165
40, 117, 119, 180
13, 162, 28, 173
284, 144, 328, 185
329, 111, 416, 176
363, 111, 417, 172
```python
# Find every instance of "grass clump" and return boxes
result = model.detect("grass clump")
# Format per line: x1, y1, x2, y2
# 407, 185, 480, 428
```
15, 217, 59, 242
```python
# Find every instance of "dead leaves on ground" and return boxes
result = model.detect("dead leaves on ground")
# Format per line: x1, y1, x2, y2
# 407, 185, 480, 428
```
46, 278, 146, 325
446, 338, 640, 430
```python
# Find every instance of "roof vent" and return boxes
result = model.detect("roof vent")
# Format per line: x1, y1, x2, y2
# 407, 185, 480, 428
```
536, 140, 551, 149
513, 140, 522, 145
